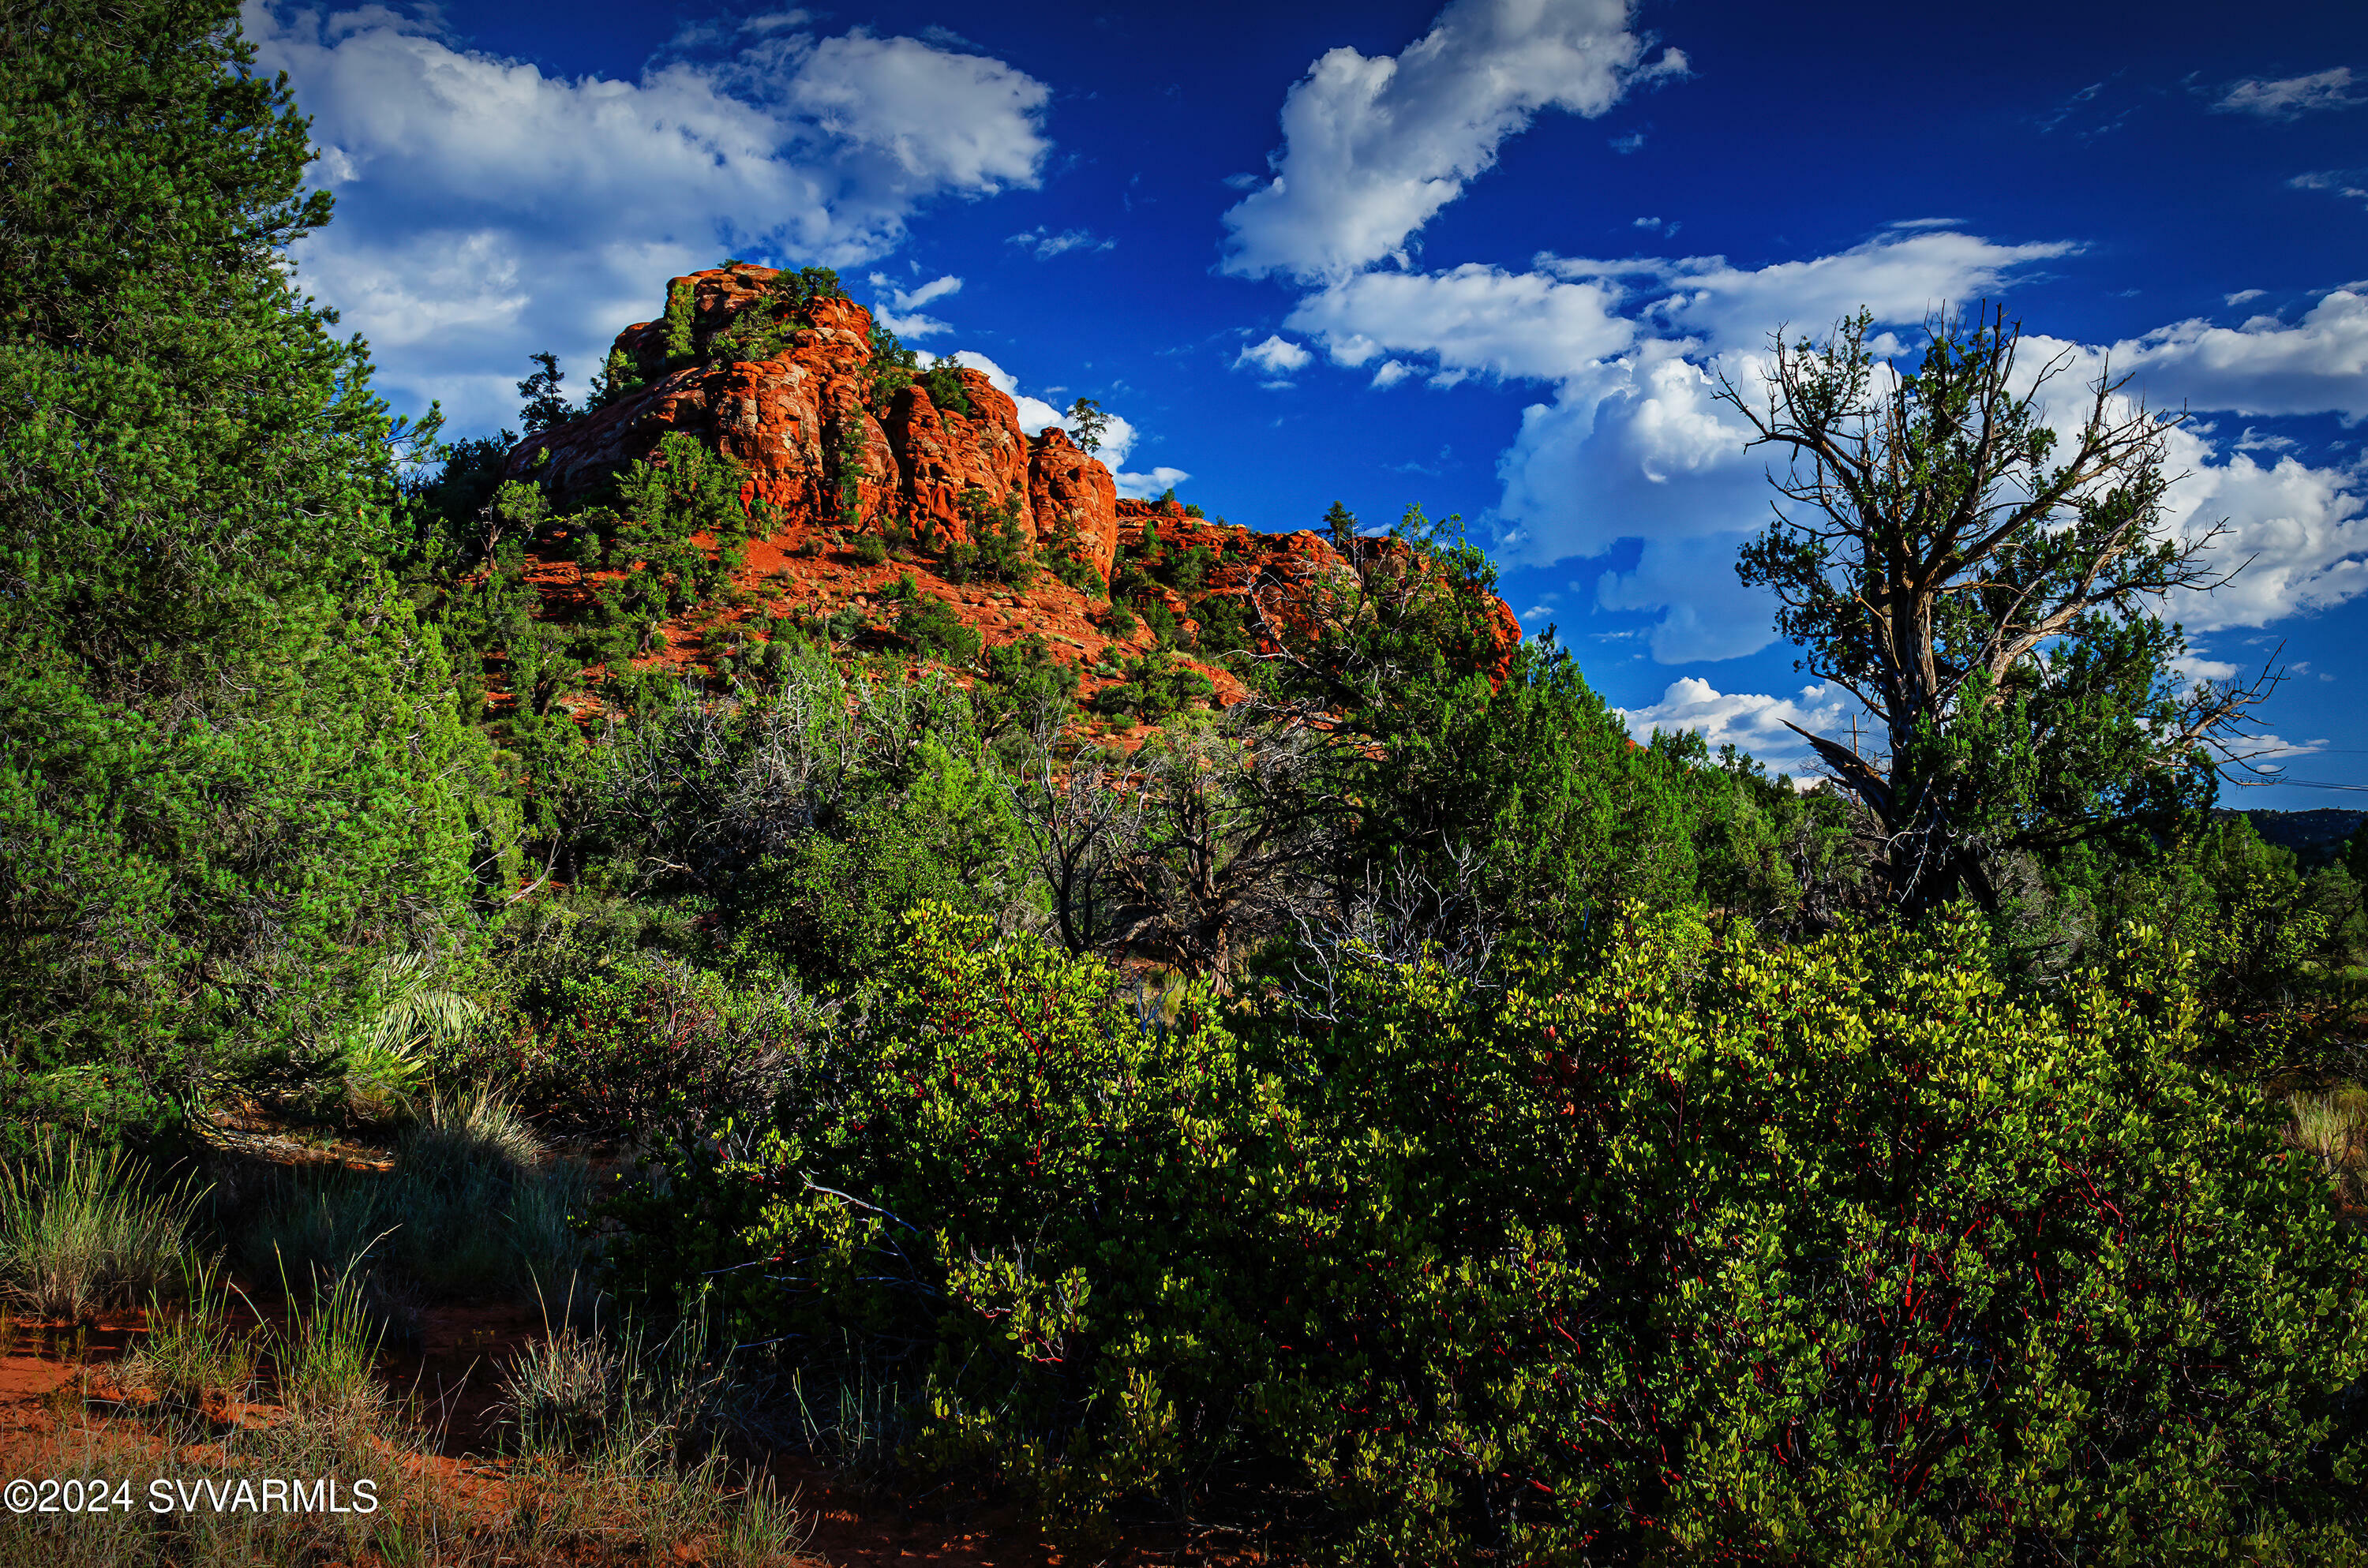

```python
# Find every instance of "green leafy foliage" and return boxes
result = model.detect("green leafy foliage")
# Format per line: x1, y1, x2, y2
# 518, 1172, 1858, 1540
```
1729, 309, 2250, 915
1038, 513, 1108, 597
920, 357, 973, 417
1654, 728, 1869, 932
704, 265, 843, 367
516, 350, 575, 436
866, 321, 918, 411
1192, 593, 1252, 657
942, 488, 1039, 589
976, 633, 1077, 739
1064, 397, 1107, 455
586, 432, 759, 637
607, 905, 2368, 1558
887, 575, 984, 664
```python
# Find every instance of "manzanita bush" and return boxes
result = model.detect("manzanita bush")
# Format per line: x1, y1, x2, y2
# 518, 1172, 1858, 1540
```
605, 904, 2368, 1562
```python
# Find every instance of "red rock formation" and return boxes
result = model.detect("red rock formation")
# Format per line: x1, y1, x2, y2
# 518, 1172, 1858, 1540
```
496, 268, 1519, 721
507, 266, 1119, 574
1029, 426, 1119, 574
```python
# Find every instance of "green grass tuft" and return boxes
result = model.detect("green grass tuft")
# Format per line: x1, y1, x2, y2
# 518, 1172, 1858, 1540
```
0, 1137, 200, 1319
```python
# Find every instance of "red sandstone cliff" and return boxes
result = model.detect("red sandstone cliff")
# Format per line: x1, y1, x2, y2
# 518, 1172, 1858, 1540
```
496, 266, 1519, 721
507, 265, 1122, 577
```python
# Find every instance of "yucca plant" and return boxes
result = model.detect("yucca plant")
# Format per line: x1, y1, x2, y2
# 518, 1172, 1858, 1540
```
345, 951, 488, 1117
0, 1137, 200, 1319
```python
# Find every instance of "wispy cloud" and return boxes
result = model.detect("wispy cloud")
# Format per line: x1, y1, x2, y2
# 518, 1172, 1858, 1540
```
2212, 67, 2366, 121
868, 271, 962, 335
2290, 169, 2368, 206
1007, 225, 1115, 259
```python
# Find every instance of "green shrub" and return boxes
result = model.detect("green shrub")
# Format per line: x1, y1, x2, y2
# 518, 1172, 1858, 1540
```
1192, 593, 1252, 656
1040, 514, 1107, 597
897, 589, 983, 664
851, 530, 890, 567
1136, 598, 1183, 647
738, 733, 1030, 986
920, 357, 973, 417
1091, 649, 1213, 720
608, 907, 2368, 1559
1046, 548, 1107, 598
943, 488, 1039, 589
466, 945, 815, 1134
977, 633, 1077, 738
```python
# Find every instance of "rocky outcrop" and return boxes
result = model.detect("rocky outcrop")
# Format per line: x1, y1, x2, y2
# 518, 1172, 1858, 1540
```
1107, 499, 1523, 686
497, 268, 1521, 724
506, 266, 1121, 577
1029, 426, 1118, 569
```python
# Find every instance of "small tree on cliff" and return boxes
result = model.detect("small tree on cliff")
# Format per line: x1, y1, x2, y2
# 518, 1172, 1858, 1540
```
1722, 307, 2276, 917
1066, 397, 1108, 456
517, 350, 575, 435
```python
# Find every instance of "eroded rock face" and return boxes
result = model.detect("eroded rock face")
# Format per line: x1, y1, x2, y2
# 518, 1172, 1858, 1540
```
1029, 426, 1120, 575
496, 270, 1519, 717
505, 267, 1120, 575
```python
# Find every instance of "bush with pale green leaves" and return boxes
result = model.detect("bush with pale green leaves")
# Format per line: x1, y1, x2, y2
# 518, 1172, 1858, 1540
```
608, 904, 2368, 1561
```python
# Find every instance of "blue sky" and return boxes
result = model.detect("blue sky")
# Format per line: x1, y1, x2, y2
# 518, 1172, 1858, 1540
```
248, 0, 2368, 800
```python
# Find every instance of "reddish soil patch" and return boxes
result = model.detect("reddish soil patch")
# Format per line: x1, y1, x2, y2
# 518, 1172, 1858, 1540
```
0, 1293, 1270, 1565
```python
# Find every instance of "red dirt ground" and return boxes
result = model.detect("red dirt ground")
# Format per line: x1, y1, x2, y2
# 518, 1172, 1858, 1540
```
0, 1285, 1266, 1564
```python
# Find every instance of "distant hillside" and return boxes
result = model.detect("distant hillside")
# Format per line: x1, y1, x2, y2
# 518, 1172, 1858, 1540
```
2220, 807, 2365, 869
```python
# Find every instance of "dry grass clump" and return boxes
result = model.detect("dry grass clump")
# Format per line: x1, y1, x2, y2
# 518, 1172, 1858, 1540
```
490, 1304, 807, 1562
399, 1083, 545, 1184
0, 1256, 811, 1565
2287, 1085, 2368, 1200
238, 1083, 591, 1317
0, 1136, 200, 1319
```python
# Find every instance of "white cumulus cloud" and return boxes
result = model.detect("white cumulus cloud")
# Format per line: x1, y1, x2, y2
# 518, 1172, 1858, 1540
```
1289, 263, 1635, 380
1220, 0, 1682, 283
1284, 228, 2368, 662
2098, 290, 2368, 419
245, 2, 1051, 432
1235, 334, 1316, 377
1614, 678, 1858, 778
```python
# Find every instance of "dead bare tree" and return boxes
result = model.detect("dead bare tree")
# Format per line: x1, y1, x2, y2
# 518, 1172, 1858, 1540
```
1007, 727, 1147, 957
1104, 713, 1345, 981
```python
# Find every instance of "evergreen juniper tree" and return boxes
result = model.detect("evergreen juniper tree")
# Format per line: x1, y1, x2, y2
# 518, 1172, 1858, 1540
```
1722, 308, 2274, 917
0, 0, 500, 1140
